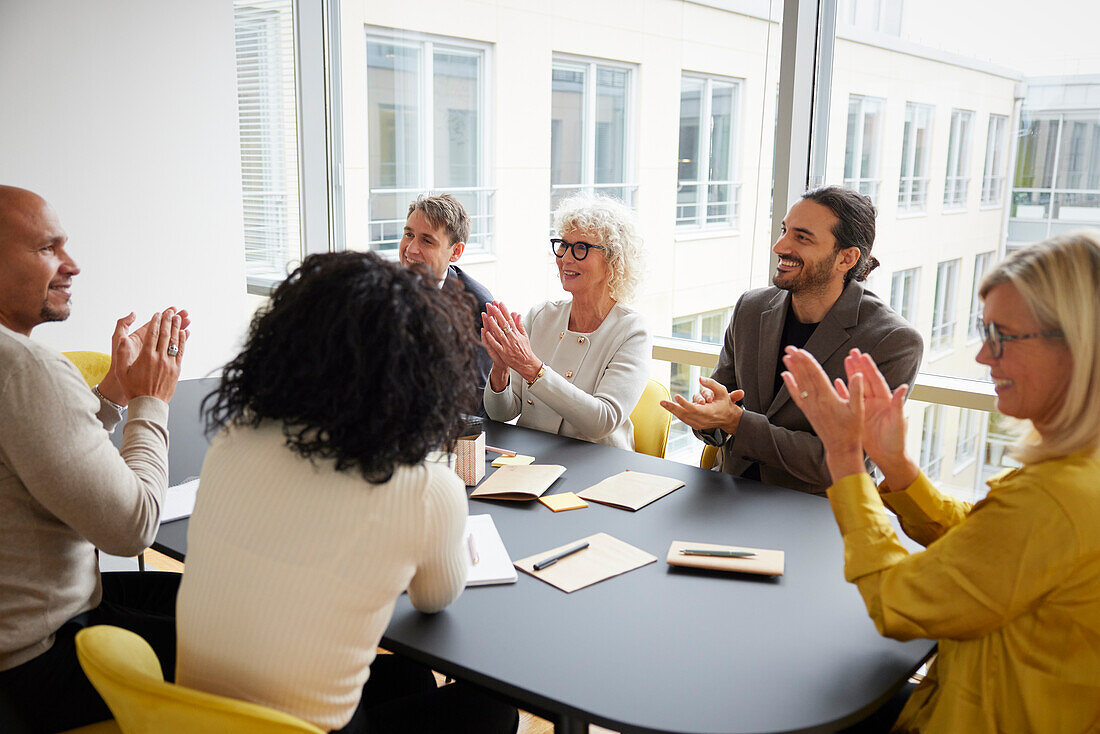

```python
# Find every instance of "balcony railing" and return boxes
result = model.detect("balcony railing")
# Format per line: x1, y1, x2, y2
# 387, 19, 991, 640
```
897, 177, 929, 211
675, 181, 742, 229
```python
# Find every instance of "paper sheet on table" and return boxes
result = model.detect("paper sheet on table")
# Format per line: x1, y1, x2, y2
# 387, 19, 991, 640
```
465, 514, 517, 586
576, 470, 685, 511
538, 492, 588, 512
161, 479, 199, 522
469, 464, 565, 501
666, 540, 785, 577
514, 532, 656, 593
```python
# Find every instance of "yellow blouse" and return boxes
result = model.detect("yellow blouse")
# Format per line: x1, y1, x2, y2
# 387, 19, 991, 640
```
827, 451, 1100, 733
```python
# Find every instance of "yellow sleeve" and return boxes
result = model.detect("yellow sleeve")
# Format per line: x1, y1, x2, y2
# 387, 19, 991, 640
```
828, 472, 1076, 641
880, 472, 973, 547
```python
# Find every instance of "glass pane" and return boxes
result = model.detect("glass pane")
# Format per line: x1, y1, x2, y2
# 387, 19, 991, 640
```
433, 49, 480, 188
550, 64, 585, 187
677, 77, 703, 183
709, 82, 734, 182
367, 41, 419, 190
594, 66, 628, 185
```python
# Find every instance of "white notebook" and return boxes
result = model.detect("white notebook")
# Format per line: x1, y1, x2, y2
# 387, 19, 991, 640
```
465, 514, 517, 586
161, 479, 199, 522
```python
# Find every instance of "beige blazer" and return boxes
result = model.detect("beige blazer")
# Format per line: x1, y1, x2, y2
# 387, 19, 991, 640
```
484, 299, 650, 450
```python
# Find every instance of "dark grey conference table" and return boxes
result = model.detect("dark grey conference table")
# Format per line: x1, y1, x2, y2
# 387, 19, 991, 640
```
149, 378, 934, 734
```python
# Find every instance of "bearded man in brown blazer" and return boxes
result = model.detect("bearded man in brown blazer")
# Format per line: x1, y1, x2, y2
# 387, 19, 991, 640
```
662, 186, 923, 495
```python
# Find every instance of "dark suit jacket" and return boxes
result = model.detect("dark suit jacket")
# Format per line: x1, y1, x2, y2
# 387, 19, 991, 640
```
699, 280, 923, 495
445, 265, 494, 415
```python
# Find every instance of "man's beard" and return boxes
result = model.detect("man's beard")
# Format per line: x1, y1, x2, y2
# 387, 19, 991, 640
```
772, 254, 836, 295
40, 298, 70, 323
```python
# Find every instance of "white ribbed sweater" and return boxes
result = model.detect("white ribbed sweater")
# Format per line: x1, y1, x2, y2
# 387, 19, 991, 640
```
175, 423, 468, 730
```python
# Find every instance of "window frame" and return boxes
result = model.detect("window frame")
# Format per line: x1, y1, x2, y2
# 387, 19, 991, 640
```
550, 53, 638, 221
944, 108, 974, 210
676, 71, 744, 232
981, 113, 1008, 207
967, 251, 995, 342
843, 93, 885, 204
920, 403, 945, 480
898, 101, 934, 213
363, 27, 494, 256
930, 258, 961, 355
889, 266, 920, 324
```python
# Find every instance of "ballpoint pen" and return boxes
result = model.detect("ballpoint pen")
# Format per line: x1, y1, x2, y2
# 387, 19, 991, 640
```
467, 533, 480, 565
679, 549, 756, 558
533, 540, 589, 570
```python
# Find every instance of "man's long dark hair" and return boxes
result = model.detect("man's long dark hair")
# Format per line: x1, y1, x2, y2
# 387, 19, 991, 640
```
802, 185, 880, 283
202, 251, 480, 483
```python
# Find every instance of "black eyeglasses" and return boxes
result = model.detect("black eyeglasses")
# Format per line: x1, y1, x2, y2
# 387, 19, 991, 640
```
976, 318, 1065, 359
551, 238, 605, 261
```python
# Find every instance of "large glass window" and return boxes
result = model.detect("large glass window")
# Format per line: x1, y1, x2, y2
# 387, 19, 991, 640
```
967, 251, 995, 340
889, 267, 920, 324
981, 114, 1007, 206
366, 32, 491, 253
930, 258, 960, 353
551, 57, 635, 217
898, 102, 934, 212
234, 0, 302, 289
677, 74, 742, 230
667, 309, 732, 462
838, 0, 903, 35
944, 108, 974, 209
1011, 110, 1100, 247
843, 95, 885, 203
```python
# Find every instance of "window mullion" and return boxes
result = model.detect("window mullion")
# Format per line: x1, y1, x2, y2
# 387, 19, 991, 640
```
421, 41, 434, 190
700, 79, 713, 227
584, 61, 597, 191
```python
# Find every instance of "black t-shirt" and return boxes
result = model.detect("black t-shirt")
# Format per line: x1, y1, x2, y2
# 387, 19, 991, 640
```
742, 303, 819, 482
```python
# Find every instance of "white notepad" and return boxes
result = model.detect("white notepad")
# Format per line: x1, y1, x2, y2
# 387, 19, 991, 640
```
465, 514, 517, 586
161, 479, 199, 522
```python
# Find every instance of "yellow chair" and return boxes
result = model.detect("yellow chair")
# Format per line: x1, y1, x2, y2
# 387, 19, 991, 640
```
74, 626, 324, 734
700, 444, 719, 470
631, 379, 672, 459
63, 351, 112, 388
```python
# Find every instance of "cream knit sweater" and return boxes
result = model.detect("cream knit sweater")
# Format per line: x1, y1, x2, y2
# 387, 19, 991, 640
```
0, 323, 170, 671
175, 423, 468, 730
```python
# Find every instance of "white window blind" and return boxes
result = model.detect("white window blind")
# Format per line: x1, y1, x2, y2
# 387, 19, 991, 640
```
234, 0, 303, 290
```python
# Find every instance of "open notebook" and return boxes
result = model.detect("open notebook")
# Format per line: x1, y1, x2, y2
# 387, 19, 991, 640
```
465, 514, 517, 586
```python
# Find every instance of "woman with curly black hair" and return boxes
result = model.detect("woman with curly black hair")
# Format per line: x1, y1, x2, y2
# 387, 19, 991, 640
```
174, 252, 517, 734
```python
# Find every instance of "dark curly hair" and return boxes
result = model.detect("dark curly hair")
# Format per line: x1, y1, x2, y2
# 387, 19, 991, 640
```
202, 251, 481, 483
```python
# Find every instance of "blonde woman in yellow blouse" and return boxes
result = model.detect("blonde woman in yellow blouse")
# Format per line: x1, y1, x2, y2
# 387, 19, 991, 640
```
781, 231, 1100, 733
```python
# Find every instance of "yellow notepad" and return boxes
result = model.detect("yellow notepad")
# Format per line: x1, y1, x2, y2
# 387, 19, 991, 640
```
539, 492, 588, 512
491, 453, 535, 467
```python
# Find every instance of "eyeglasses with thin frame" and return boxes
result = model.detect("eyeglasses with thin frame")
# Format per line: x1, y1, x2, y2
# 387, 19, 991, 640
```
550, 238, 606, 261
976, 318, 1065, 359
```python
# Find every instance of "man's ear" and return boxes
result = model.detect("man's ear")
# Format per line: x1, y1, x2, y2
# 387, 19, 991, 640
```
449, 240, 466, 263
836, 246, 860, 274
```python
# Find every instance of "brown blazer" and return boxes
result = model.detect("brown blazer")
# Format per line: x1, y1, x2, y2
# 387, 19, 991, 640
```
698, 281, 923, 495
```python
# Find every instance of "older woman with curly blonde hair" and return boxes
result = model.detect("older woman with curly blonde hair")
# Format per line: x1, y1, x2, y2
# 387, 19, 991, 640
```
482, 193, 650, 449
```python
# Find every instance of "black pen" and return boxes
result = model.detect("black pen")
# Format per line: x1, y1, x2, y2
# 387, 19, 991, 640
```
679, 549, 756, 558
533, 541, 590, 570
